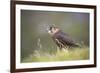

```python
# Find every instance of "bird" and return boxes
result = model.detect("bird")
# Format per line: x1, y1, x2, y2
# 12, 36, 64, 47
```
47, 24, 81, 50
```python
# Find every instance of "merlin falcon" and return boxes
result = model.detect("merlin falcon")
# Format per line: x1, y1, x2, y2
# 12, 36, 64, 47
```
47, 24, 80, 50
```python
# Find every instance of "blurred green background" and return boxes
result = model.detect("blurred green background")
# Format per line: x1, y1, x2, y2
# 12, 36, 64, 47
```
21, 10, 89, 62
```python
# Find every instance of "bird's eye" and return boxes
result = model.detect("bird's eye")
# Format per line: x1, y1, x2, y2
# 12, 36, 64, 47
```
49, 27, 52, 30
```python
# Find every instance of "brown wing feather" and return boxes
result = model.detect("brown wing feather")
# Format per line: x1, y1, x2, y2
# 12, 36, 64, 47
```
52, 30, 79, 48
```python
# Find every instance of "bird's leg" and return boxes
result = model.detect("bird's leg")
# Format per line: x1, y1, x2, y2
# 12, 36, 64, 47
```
55, 39, 68, 53
55, 39, 63, 49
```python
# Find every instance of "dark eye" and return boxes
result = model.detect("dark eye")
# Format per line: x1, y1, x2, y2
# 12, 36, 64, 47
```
49, 27, 52, 30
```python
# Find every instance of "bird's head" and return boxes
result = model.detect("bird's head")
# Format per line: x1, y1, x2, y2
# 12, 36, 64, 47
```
47, 24, 60, 35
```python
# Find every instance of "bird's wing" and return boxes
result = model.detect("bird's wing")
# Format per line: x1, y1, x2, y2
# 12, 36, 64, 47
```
55, 31, 76, 45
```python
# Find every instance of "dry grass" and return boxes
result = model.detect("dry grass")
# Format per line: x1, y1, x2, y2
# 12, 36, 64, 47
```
22, 38, 89, 63
22, 47, 89, 63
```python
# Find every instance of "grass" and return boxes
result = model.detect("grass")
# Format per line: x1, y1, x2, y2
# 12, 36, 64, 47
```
21, 38, 89, 63
22, 47, 89, 63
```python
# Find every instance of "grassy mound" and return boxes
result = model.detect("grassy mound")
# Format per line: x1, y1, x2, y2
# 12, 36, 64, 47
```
22, 47, 89, 63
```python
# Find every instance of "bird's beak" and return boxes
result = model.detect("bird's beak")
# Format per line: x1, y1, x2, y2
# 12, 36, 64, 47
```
46, 26, 50, 33
48, 30, 51, 34
46, 25, 52, 34
46, 27, 50, 34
